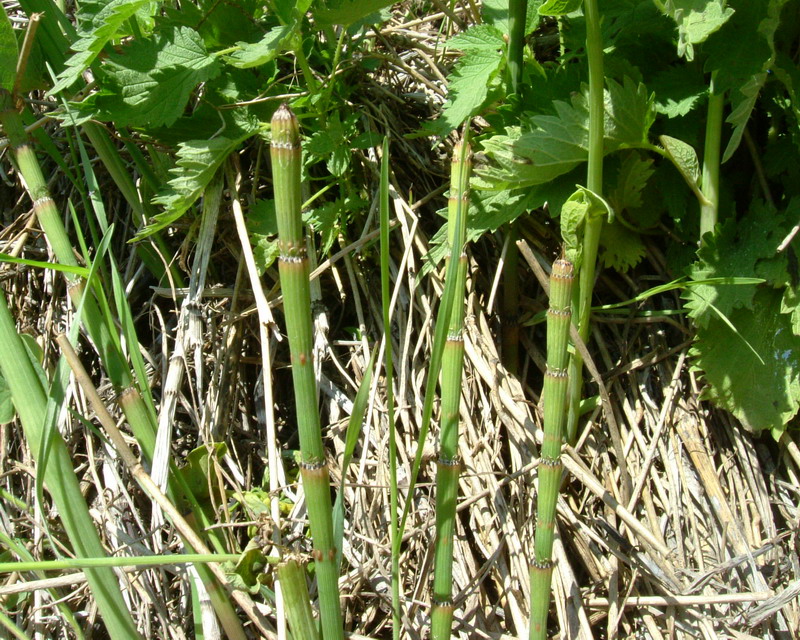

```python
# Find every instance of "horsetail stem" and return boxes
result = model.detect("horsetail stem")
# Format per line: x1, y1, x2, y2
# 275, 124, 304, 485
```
431, 140, 471, 640
271, 104, 343, 640
529, 258, 574, 640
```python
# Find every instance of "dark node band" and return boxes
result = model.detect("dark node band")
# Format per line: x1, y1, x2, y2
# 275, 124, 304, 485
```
299, 459, 327, 471
538, 456, 561, 467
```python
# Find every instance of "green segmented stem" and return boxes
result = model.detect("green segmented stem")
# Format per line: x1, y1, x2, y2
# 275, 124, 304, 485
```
530, 258, 574, 640
431, 140, 471, 640
271, 104, 343, 640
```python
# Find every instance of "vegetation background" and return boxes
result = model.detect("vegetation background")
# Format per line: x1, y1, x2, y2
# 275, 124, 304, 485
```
0, 0, 799, 638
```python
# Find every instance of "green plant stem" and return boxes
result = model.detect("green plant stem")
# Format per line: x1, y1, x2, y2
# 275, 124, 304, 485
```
502, 226, 520, 375
271, 104, 343, 640
565, 0, 604, 444
0, 294, 140, 639
700, 72, 723, 241
431, 140, 471, 640
379, 137, 402, 640
507, 0, 527, 94
529, 258, 574, 640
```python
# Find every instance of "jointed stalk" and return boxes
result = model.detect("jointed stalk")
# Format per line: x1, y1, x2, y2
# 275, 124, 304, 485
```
431, 140, 472, 640
271, 104, 343, 640
529, 258, 574, 640
565, 0, 604, 443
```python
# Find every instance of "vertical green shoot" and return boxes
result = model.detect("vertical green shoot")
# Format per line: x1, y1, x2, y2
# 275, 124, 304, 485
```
271, 104, 343, 640
430, 140, 472, 640
700, 72, 724, 241
565, 0, 604, 443
529, 258, 574, 640
379, 137, 402, 639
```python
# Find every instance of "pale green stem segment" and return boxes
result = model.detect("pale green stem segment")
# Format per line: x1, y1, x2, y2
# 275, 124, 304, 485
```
700, 72, 723, 241
271, 104, 343, 640
529, 258, 574, 640
431, 141, 472, 640
0, 293, 141, 639
278, 558, 321, 640
565, 0, 604, 444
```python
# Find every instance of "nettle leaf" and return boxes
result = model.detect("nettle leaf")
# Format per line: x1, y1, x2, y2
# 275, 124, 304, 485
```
145, 124, 256, 237
0, 8, 16, 92
479, 78, 654, 188
659, 135, 700, 190
692, 288, 800, 435
704, 0, 789, 161
684, 202, 786, 327
650, 64, 707, 117
425, 29, 505, 137
609, 151, 655, 213
604, 77, 656, 150
49, 0, 154, 95
660, 0, 734, 61
600, 221, 646, 272
91, 26, 220, 128
539, 0, 582, 16
224, 24, 294, 69
447, 24, 506, 51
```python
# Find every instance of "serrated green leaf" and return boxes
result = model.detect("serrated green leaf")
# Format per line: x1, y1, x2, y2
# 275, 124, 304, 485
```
447, 24, 506, 51
0, 8, 17, 92
710, 0, 791, 162
604, 77, 656, 149
650, 64, 706, 117
90, 26, 220, 128
146, 126, 255, 237
692, 288, 800, 435
314, 0, 394, 26
684, 202, 786, 326
479, 78, 653, 188
610, 151, 655, 213
224, 24, 294, 69
49, 0, 154, 95
600, 221, 645, 272
538, 0, 582, 16
661, 0, 735, 61
426, 48, 503, 137
659, 134, 700, 189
